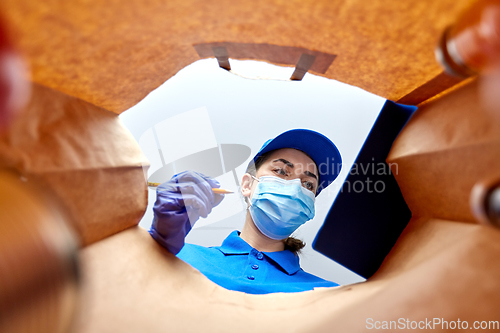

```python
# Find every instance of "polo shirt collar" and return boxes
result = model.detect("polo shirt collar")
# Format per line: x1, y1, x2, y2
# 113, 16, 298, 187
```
218, 231, 253, 255
262, 250, 300, 275
218, 231, 301, 275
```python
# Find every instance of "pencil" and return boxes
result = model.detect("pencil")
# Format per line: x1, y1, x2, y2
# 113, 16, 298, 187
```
147, 182, 234, 194
211, 188, 234, 194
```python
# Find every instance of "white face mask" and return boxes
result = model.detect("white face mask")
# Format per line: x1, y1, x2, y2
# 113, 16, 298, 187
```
248, 176, 316, 240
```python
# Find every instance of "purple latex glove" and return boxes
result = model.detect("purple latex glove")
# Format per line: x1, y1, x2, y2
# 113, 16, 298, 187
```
149, 170, 224, 254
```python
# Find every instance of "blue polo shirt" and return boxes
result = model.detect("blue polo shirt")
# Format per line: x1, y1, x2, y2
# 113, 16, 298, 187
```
177, 231, 339, 294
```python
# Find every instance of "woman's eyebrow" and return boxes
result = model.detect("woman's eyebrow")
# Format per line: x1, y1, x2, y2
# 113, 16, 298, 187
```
273, 159, 318, 181
272, 158, 294, 168
303, 170, 318, 181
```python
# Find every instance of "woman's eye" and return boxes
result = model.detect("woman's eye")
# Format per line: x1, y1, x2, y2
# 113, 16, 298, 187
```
274, 168, 287, 176
303, 181, 314, 191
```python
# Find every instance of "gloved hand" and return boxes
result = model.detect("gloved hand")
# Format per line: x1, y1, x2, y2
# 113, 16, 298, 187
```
149, 170, 224, 254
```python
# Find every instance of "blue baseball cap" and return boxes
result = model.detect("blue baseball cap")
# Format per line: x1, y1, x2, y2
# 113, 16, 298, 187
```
250, 129, 342, 196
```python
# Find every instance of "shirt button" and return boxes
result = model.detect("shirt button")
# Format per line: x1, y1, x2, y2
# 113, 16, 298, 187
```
256, 253, 263, 260
247, 275, 255, 280
251, 264, 259, 270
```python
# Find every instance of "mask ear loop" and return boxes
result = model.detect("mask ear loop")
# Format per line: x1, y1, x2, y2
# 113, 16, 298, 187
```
245, 175, 260, 209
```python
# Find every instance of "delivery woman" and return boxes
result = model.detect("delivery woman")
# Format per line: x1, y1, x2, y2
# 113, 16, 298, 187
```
149, 129, 342, 294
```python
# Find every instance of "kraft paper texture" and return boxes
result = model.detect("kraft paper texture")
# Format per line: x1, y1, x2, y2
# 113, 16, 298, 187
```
0, 84, 149, 245
2, 0, 475, 112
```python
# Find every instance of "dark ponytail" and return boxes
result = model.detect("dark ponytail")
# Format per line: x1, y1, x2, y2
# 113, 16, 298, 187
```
282, 237, 305, 255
